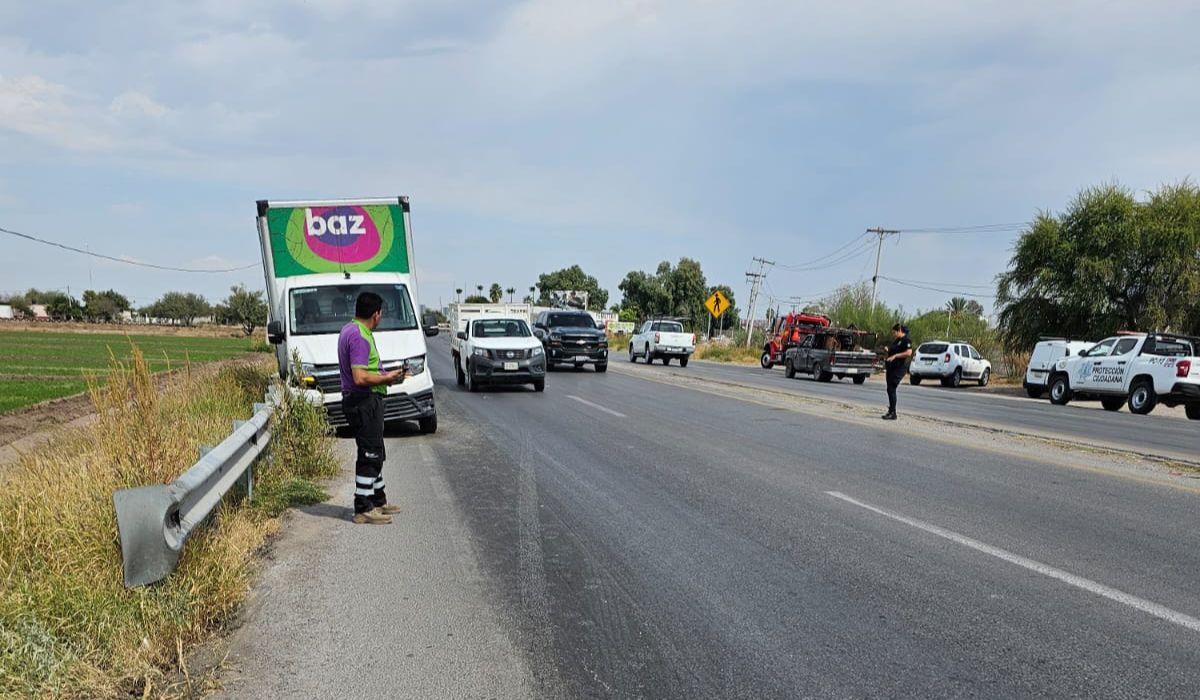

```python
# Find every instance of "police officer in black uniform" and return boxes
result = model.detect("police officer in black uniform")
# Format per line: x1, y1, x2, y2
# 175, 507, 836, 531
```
883, 323, 913, 420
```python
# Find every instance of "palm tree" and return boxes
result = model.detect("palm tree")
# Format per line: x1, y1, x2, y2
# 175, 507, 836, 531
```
506, 287, 516, 303
488, 283, 503, 303
476, 285, 484, 297
455, 288, 463, 302
945, 297, 969, 335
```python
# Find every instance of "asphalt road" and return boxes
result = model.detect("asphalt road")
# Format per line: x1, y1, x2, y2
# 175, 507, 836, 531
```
219, 336, 1200, 698
615, 352, 1199, 462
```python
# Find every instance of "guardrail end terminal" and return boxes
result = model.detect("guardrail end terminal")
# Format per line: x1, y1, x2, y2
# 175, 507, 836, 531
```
113, 485, 181, 588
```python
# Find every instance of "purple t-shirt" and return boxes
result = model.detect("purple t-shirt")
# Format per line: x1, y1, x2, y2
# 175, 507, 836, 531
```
338, 320, 385, 395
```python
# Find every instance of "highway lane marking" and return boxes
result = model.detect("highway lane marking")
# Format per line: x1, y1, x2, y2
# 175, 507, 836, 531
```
826, 491, 1200, 633
566, 395, 627, 418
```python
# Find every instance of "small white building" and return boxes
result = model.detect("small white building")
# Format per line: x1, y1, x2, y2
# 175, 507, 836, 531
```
0, 305, 13, 320
30, 304, 49, 320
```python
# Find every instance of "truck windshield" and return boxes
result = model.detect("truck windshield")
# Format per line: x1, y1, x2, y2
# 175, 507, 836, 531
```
547, 313, 596, 329
473, 319, 531, 338
289, 284, 417, 336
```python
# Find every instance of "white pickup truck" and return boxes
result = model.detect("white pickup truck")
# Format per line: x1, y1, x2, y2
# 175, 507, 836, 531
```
628, 320, 695, 366
453, 316, 546, 392
1047, 332, 1200, 418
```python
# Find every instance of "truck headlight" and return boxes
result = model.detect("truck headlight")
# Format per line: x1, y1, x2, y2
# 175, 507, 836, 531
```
473, 348, 489, 357
299, 363, 317, 387
406, 356, 426, 375
531, 346, 544, 357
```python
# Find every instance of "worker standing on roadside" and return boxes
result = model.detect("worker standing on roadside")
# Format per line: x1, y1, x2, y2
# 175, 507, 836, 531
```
882, 324, 913, 420
338, 292, 406, 524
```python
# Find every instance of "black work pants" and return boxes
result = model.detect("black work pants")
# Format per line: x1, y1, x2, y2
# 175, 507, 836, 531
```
886, 370, 903, 414
343, 391, 387, 513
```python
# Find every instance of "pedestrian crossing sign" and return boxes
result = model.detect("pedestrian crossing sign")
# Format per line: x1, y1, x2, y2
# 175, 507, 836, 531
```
705, 290, 730, 318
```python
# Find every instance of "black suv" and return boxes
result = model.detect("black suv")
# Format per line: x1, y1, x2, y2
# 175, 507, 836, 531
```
533, 310, 609, 372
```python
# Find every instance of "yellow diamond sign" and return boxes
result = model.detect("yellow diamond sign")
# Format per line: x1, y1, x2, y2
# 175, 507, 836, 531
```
705, 290, 730, 318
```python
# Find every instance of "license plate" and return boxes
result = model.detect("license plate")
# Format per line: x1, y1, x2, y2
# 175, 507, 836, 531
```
844, 368, 858, 374
668, 347, 683, 353
503, 362, 519, 371
922, 358, 934, 364
575, 355, 590, 362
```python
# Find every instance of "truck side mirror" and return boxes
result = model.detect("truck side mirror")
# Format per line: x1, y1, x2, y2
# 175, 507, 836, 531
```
267, 320, 284, 345
456, 331, 467, 341
1077, 348, 1087, 356
533, 328, 545, 340
422, 313, 439, 337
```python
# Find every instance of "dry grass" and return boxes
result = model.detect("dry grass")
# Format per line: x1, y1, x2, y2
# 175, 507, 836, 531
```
693, 342, 763, 365
0, 345, 335, 698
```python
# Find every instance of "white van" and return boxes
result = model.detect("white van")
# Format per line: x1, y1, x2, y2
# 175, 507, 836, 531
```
1024, 338, 1093, 398
256, 197, 440, 433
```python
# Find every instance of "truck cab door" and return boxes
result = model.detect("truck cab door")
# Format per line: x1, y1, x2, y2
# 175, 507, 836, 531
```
1095, 337, 1140, 392
1074, 338, 1117, 392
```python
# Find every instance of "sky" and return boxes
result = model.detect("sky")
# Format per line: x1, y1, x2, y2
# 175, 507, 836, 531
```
1, 0, 1198, 318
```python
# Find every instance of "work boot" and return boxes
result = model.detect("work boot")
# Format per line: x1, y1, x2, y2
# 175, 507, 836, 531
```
375, 503, 402, 515
352, 510, 393, 525
881, 412, 897, 421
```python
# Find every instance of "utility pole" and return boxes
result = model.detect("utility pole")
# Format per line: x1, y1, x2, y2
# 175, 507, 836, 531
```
743, 257, 774, 347
866, 227, 899, 310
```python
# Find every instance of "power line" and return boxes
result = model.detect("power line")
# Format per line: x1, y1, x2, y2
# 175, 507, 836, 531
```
1, 225, 259, 273
777, 237, 877, 273
896, 222, 1028, 235
878, 275, 996, 299
883, 275, 995, 290
777, 233, 872, 271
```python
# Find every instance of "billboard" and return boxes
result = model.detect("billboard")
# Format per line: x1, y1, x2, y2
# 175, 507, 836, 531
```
548, 290, 588, 309
263, 203, 409, 277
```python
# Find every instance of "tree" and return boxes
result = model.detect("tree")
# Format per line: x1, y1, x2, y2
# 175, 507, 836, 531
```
82, 289, 131, 322
45, 292, 84, 321
463, 294, 490, 304
535, 265, 609, 310
489, 283, 503, 303
222, 284, 269, 336
616, 258, 731, 332
147, 291, 212, 326
1, 293, 32, 317
506, 287, 516, 303
996, 181, 1200, 350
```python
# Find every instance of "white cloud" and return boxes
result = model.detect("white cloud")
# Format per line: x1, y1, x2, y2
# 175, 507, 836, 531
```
0, 73, 113, 150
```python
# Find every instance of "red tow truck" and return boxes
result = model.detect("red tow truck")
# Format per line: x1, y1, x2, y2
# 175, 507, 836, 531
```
760, 312, 831, 369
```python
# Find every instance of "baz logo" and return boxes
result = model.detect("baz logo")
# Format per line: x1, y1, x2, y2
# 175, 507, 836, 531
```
306, 208, 367, 237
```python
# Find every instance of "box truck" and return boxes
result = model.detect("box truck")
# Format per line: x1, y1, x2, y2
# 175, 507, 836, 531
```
256, 197, 440, 432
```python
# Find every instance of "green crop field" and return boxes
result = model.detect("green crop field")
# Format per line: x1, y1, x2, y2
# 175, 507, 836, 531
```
0, 329, 258, 414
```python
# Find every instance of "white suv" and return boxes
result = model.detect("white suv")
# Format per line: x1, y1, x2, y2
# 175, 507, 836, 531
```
909, 340, 992, 387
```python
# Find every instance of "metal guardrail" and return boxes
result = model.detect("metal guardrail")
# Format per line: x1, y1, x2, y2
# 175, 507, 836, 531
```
113, 389, 279, 588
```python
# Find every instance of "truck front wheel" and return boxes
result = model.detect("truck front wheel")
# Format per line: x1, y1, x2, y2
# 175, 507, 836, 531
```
1186, 404, 1200, 420
454, 356, 465, 386
1128, 381, 1157, 415
419, 416, 438, 434
761, 350, 773, 369
1049, 375, 1072, 405
785, 358, 796, 379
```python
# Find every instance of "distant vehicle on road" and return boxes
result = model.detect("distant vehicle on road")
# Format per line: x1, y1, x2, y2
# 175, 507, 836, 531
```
629, 320, 695, 366
1024, 338, 1094, 398
782, 327, 875, 383
533, 310, 609, 372
909, 340, 992, 387
760, 312, 831, 368
1047, 332, 1200, 417
454, 317, 545, 392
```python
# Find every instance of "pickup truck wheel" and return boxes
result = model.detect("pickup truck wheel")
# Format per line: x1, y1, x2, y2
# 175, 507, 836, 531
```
1049, 375, 1072, 405
533, 379, 545, 392
466, 366, 479, 393
761, 351, 773, 369
595, 363, 608, 373
978, 369, 991, 387
910, 375, 922, 385
853, 375, 867, 385
455, 357, 465, 386
1185, 404, 1200, 420
1100, 397, 1124, 412
679, 356, 689, 368
1128, 381, 1157, 415
815, 364, 833, 383
949, 368, 962, 388
418, 416, 438, 434
785, 358, 796, 379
